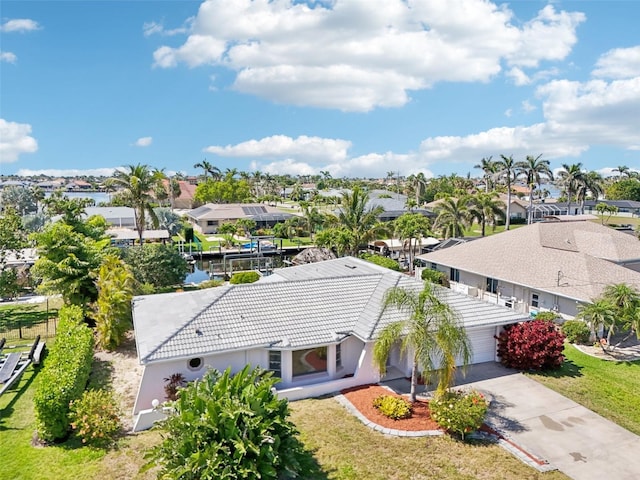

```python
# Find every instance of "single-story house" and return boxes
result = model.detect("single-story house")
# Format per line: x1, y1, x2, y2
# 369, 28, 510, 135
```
417, 219, 640, 319
131, 256, 530, 430
84, 206, 136, 228
185, 203, 296, 234
107, 228, 170, 246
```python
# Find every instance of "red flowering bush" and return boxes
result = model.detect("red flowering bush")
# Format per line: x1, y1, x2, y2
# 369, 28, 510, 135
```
496, 319, 565, 370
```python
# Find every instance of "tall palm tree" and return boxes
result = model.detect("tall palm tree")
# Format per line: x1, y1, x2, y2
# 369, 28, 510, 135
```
468, 192, 505, 237
193, 159, 214, 181
517, 154, 553, 224
474, 156, 496, 193
613, 165, 630, 179
576, 299, 617, 344
335, 186, 387, 255
556, 163, 585, 216
576, 171, 604, 214
493, 155, 521, 230
434, 196, 471, 239
393, 212, 432, 274
373, 283, 472, 401
110, 164, 163, 245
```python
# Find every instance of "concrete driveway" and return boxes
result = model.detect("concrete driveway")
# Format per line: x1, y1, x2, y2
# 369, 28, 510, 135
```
454, 363, 640, 480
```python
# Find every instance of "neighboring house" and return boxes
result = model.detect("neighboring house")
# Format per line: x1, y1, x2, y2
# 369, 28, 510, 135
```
326, 189, 435, 222
185, 203, 296, 234
425, 195, 527, 222
545, 199, 640, 217
84, 206, 136, 228
172, 180, 197, 210
131, 256, 530, 430
108, 228, 170, 247
65, 180, 93, 190
417, 219, 640, 319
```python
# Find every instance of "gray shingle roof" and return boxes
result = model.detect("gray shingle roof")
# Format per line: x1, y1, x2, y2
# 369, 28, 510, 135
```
418, 220, 640, 302
133, 257, 530, 364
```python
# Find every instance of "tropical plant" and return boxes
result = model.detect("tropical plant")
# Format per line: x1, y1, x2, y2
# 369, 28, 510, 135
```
0, 206, 28, 267
434, 196, 471, 239
144, 366, 306, 479
109, 164, 164, 245
613, 165, 630, 179
496, 319, 565, 370
595, 202, 618, 225
556, 163, 585, 216
493, 155, 521, 229
164, 373, 187, 401
577, 171, 604, 214
421, 269, 449, 287
229, 271, 260, 284
517, 154, 552, 224
605, 178, 640, 201
561, 320, 591, 344
69, 389, 122, 448
576, 299, 618, 344
122, 243, 189, 290
393, 212, 432, 274
193, 159, 221, 181
373, 283, 472, 401
194, 177, 252, 204
93, 255, 135, 351
474, 157, 497, 193
333, 186, 387, 255
468, 192, 505, 236
429, 389, 488, 440
0, 185, 36, 215
359, 252, 401, 271
372, 395, 412, 420
154, 207, 183, 236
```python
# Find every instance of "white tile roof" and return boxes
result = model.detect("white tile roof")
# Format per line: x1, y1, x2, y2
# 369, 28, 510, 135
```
418, 220, 640, 302
133, 257, 530, 364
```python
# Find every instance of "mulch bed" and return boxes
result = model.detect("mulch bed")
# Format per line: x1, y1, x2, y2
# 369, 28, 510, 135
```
340, 384, 441, 431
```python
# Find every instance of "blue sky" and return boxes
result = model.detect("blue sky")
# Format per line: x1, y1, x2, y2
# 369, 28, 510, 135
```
1, 0, 639, 179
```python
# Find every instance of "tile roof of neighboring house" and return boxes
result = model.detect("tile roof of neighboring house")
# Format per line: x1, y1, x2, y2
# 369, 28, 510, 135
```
186, 203, 293, 221
133, 257, 529, 364
418, 220, 640, 302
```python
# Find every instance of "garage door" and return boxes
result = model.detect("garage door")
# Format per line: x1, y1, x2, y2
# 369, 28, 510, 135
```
464, 327, 497, 364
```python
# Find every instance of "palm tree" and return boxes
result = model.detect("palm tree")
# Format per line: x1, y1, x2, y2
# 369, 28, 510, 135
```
517, 154, 553, 224
335, 186, 387, 255
434, 196, 471, 239
193, 159, 215, 181
373, 283, 472, 401
474, 157, 496, 193
393, 212, 432, 274
613, 165, 630, 179
407, 172, 428, 205
110, 164, 163, 245
493, 155, 521, 230
576, 171, 604, 214
556, 163, 585, 216
576, 299, 617, 344
468, 192, 505, 236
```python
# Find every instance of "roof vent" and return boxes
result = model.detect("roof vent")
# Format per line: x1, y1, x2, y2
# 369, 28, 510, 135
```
344, 264, 357, 269
195, 328, 203, 336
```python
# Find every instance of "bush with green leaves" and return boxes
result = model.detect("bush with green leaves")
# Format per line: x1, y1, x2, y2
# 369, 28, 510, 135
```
429, 390, 489, 440
372, 395, 412, 420
561, 320, 591, 344
421, 268, 450, 287
145, 366, 306, 479
34, 305, 94, 442
534, 311, 560, 322
229, 271, 260, 284
360, 253, 401, 271
69, 389, 122, 448
122, 243, 189, 289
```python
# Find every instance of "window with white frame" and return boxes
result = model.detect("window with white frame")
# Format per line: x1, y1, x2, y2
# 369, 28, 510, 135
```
449, 268, 460, 282
336, 343, 342, 369
292, 347, 327, 377
531, 293, 540, 308
486, 277, 499, 294
268, 350, 281, 378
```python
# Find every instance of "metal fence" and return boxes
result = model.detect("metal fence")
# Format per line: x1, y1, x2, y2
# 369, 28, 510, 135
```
0, 317, 58, 341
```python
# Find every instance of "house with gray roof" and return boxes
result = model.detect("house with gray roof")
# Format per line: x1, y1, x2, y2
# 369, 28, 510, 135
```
186, 203, 295, 234
131, 256, 530, 430
417, 219, 640, 319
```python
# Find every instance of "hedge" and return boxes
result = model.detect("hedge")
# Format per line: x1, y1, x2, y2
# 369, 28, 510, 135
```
230, 271, 260, 284
34, 305, 94, 442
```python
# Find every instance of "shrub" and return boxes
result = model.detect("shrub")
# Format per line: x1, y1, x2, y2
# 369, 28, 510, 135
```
164, 373, 187, 401
360, 253, 401, 271
198, 279, 224, 289
562, 320, 591, 344
230, 271, 260, 284
34, 305, 94, 442
421, 268, 450, 287
496, 319, 565, 371
69, 389, 122, 448
145, 366, 306, 479
429, 390, 488, 440
373, 395, 412, 420
534, 311, 560, 322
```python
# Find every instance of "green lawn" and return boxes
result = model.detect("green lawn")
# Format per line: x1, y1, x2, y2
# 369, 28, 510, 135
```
528, 344, 640, 435
0, 297, 63, 341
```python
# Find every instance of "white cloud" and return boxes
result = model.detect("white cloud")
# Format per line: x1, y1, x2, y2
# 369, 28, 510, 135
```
133, 136, 153, 147
0, 51, 17, 63
0, 19, 41, 33
143, 19, 192, 37
0, 119, 38, 163
204, 135, 351, 163
521, 100, 536, 113
16, 168, 117, 177
152, 1, 584, 111
507, 67, 531, 86
593, 46, 640, 79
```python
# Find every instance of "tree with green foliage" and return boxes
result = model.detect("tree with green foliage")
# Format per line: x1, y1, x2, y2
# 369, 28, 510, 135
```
144, 366, 307, 479
122, 243, 189, 290
517, 154, 553, 224
605, 178, 640, 201
421, 268, 450, 287
359, 252, 401, 271
194, 177, 252, 204
154, 207, 183, 236
468, 192, 505, 236
556, 163, 585, 215
577, 171, 604, 214
193, 159, 221, 182
434, 196, 471, 239
576, 299, 617, 344
0, 185, 36, 215
0, 268, 22, 300
229, 271, 260, 284
373, 283, 472, 401
314, 227, 356, 257
109, 164, 164, 245
493, 155, 521, 230
93, 255, 135, 350
0, 206, 28, 267
474, 157, 497, 193
393, 212, 432, 274
595, 202, 618, 225
31, 212, 110, 307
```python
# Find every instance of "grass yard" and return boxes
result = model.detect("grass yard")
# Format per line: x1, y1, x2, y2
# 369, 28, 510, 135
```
0, 297, 62, 341
528, 344, 640, 435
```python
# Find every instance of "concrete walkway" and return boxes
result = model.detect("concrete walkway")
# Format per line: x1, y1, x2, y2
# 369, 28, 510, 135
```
384, 363, 640, 480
